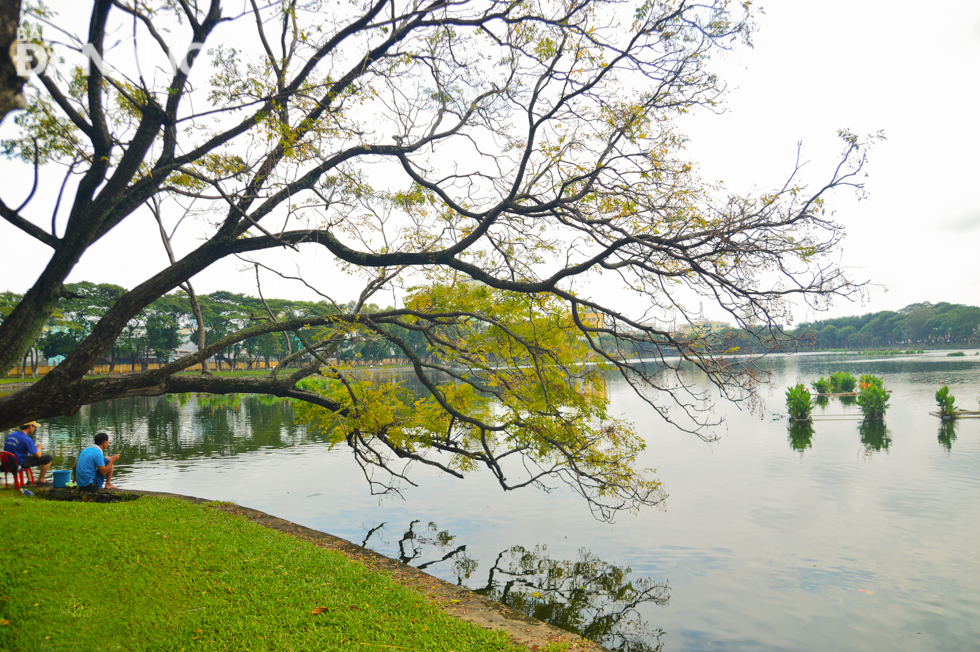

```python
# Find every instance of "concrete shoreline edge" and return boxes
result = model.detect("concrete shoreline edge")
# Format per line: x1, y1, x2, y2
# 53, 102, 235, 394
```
33, 486, 610, 651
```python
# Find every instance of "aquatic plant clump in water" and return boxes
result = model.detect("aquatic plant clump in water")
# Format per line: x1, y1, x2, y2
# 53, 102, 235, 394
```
811, 377, 831, 394
859, 374, 883, 390
812, 372, 858, 395
785, 384, 814, 421
857, 376, 889, 421
829, 371, 857, 393
935, 385, 957, 417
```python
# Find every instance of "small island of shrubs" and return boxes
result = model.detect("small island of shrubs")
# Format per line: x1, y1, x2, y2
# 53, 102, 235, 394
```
786, 372, 888, 422
936, 385, 956, 417
811, 371, 857, 395
785, 384, 814, 421
856, 375, 888, 421
931, 384, 980, 420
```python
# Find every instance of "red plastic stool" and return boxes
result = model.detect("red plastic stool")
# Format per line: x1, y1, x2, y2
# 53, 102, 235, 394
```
0, 452, 35, 489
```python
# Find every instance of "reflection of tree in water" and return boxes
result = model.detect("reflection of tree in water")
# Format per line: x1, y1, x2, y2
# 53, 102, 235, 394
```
477, 546, 668, 652
367, 520, 475, 577
37, 393, 317, 474
839, 395, 857, 407
937, 420, 957, 452
859, 421, 891, 454
363, 522, 668, 652
788, 422, 814, 454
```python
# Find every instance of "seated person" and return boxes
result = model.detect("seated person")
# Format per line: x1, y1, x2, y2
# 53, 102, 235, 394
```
72, 432, 120, 490
4, 421, 52, 485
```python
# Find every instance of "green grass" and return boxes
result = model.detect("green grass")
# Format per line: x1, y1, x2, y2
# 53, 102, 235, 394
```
0, 493, 526, 652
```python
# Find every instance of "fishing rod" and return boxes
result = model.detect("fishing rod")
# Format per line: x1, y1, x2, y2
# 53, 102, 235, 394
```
64, 412, 149, 490
114, 412, 150, 455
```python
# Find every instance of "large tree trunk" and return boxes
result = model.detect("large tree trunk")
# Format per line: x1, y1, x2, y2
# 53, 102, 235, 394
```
0, 0, 26, 123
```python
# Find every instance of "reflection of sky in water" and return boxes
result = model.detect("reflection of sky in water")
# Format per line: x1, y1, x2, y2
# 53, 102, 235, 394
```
14, 351, 980, 652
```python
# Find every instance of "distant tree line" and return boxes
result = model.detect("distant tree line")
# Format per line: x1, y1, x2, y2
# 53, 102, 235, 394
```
792, 302, 980, 349
0, 282, 418, 376
612, 302, 980, 359
5, 288, 976, 379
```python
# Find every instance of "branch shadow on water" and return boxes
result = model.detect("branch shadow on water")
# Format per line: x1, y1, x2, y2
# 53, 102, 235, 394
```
363, 521, 669, 652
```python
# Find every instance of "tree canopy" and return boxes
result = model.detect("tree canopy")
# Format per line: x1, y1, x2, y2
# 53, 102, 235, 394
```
794, 302, 980, 349
0, 0, 871, 518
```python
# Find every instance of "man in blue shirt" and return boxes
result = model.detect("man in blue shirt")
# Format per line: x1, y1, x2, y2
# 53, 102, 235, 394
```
3, 421, 52, 485
72, 432, 120, 490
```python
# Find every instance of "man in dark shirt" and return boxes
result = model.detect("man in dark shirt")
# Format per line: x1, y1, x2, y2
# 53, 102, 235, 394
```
3, 421, 53, 485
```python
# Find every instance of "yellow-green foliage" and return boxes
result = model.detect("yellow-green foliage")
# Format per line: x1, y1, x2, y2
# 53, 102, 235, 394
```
294, 282, 661, 513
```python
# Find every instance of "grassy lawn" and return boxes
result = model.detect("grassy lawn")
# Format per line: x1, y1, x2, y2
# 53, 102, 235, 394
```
0, 492, 530, 652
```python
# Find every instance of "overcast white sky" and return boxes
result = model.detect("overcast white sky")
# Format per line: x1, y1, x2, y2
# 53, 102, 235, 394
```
679, 0, 980, 322
3, 0, 980, 325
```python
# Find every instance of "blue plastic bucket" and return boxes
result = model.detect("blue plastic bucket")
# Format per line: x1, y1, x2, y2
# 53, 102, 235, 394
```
52, 469, 71, 488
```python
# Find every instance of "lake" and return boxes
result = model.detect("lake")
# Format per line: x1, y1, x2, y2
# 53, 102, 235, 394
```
19, 351, 980, 651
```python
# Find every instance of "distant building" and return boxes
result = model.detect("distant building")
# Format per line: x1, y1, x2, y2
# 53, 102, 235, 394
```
581, 310, 605, 329
678, 320, 730, 337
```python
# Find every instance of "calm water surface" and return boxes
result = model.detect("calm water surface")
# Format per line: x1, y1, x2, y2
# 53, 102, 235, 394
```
20, 352, 980, 651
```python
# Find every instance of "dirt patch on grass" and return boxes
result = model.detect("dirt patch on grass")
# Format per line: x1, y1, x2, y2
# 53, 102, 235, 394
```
34, 487, 141, 503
